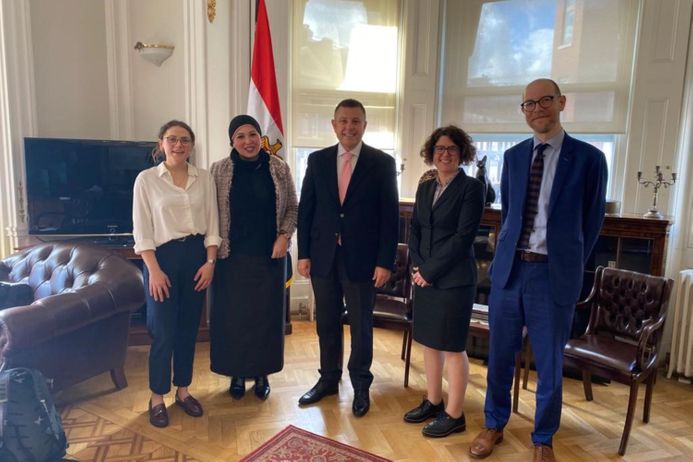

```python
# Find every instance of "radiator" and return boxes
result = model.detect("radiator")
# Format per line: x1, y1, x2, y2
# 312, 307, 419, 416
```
668, 269, 693, 379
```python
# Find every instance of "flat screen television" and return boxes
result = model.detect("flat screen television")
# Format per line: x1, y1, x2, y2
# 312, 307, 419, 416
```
24, 137, 157, 237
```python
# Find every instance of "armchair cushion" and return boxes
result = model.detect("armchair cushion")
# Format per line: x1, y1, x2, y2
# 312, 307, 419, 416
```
564, 334, 637, 375
0, 282, 33, 310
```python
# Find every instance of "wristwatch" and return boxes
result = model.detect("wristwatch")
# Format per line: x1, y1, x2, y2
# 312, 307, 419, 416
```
207, 259, 216, 265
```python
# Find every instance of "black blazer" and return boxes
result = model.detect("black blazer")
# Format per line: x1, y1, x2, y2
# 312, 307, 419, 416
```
297, 143, 400, 282
409, 170, 485, 289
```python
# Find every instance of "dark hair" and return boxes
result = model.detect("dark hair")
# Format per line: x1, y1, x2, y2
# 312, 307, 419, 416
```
420, 125, 476, 166
152, 120, 195, 162
334, 98, 366, 118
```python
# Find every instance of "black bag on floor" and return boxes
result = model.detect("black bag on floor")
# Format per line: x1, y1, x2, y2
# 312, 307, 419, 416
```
0, 368, 67, 462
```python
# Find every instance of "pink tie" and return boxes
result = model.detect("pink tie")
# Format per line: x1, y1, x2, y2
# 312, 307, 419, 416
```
339, 151, 353, 204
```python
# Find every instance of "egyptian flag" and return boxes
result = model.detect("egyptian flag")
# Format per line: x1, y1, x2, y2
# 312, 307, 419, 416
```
247, 0, 292, 287
248, 0, 285, 160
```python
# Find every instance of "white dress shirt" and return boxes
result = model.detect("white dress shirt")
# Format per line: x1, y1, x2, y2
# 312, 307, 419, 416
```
132, 162, 222, 254
526, 130, 565, 254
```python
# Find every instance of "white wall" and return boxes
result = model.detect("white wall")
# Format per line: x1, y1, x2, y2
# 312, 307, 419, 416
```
30, 0, 110, 139
127, 0, 185, 141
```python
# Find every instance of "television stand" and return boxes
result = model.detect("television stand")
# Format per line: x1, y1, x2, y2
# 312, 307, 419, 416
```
89, 235, 135, 247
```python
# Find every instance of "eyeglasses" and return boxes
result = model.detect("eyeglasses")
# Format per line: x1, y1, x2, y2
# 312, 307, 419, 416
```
520, 95, 556, 112
164, 136, 193, 146
433, 145, 460, 155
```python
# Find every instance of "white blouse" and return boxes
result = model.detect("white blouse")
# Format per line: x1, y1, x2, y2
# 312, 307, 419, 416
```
132, 162, 221, 254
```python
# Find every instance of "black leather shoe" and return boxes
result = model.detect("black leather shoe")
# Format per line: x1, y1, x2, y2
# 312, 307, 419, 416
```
403, 398, 445, 423
352, 390, 370, 417
148, 400, 169, 428
298, 381, 338, 405
175, 394, 204, 417
229, 376, 245, 400
422, 411, 466, 437
254, 376, 270, 400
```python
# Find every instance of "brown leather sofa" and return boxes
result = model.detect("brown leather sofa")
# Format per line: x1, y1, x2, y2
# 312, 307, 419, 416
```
0, 242, 144, 392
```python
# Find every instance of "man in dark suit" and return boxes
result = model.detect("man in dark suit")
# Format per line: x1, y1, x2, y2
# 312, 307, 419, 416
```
469, 79, 607, 461
296, 98, 399, 417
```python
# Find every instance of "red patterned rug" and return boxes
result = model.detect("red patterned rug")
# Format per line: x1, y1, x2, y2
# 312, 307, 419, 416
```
240, 425, 392, 462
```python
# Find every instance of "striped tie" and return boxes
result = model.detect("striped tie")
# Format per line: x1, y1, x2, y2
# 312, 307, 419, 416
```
518, 143, 548, 249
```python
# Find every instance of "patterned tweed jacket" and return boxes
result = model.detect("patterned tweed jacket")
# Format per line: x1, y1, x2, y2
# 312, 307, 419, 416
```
210, 152, 298, 259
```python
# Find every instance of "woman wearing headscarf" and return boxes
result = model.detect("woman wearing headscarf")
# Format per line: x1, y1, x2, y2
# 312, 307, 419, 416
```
209, 115, 298, 400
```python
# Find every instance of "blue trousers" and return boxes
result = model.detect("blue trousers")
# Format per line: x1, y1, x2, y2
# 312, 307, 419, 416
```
484, 259, 574, 445
144, 235, 206, 395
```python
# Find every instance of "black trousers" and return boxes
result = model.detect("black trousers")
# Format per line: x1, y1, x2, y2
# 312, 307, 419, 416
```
311, 247, 376, 391
144, 235, 205, 395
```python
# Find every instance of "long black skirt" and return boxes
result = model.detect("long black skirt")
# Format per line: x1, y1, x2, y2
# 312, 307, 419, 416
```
412, 284, 475, 352
209, 254, 286, 377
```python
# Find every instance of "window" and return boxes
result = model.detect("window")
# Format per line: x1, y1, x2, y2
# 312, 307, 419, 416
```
439, 0, 638, 134
467, 134, 615, 204
291, 0, 401, 194
560, 0, 577, 47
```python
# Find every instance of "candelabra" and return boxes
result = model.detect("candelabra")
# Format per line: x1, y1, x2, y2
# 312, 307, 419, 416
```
394, 155, 406, 176
637, 165, 676, 219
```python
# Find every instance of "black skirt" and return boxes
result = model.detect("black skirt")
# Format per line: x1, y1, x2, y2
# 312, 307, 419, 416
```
412, 284, 475, 352
209, 255, 286, 377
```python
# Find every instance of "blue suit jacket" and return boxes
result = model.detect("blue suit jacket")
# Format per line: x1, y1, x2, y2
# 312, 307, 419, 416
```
297, 143, 400, 282
490, 133, 607, 305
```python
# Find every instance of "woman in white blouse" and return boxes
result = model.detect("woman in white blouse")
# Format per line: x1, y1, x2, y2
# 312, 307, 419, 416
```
132, 120, 221, 428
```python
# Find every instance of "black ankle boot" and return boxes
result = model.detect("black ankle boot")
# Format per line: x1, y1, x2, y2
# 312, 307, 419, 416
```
254, 376, 270, 400
229, 376, 245, 399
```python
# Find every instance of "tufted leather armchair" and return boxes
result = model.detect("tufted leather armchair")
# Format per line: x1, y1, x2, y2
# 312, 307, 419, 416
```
0, 242, 144, 392
563, 266, 673, 455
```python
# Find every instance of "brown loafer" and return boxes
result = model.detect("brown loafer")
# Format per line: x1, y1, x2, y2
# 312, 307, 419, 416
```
469, 428, 503, 458
175, 394, 203, 417
533, 444, 555, 462
148, 400, 169, 428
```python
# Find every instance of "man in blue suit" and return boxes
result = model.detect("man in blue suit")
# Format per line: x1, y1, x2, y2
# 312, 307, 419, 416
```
296, 99, 399, 417
470, 79, 607, 461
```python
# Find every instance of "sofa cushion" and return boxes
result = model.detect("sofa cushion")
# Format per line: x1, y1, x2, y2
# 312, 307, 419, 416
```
0, 282, 33, 310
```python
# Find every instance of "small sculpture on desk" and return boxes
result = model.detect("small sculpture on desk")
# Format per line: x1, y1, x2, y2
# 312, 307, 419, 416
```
637, 165, 677, 219
475, 155, 496, 205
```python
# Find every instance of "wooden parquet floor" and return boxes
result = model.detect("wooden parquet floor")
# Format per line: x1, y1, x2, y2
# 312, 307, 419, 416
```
55, 321, 693, 462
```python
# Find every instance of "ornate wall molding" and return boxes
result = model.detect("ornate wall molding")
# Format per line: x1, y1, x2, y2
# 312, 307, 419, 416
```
0, 0, 36, 256
104, 0, 134, 140
183, 0, 209, 167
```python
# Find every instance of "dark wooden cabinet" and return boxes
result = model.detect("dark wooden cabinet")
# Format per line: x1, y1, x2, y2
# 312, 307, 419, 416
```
399, 200, 672, 296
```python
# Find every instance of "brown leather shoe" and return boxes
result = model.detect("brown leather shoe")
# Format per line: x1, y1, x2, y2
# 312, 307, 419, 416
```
533, 444, 555, 462
175, 394, 204, 417
469, 428, 503, 458
148, 400, 169, 428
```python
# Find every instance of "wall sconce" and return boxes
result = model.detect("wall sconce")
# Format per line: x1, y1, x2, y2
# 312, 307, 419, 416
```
134, 41, 174, 66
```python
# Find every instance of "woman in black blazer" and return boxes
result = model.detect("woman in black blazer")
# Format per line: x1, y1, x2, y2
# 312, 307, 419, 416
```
403, 126, 485, 438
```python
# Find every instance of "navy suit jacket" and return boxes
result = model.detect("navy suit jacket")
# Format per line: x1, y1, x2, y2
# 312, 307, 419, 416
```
297, 143, 400, 282
491, 133, 607, 305
409, 171, 485, 289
